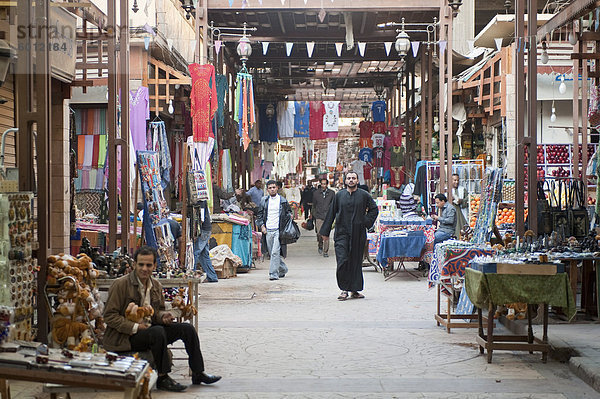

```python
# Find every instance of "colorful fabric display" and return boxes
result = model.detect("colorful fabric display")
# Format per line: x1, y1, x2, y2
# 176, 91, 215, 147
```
294, 101, 310, 137
359, 121, 373, 148
150, 121, 172, 188
373, 121, 386, 134
74, 108, 107, 135
189, 63, 218, 142
234, 73, 255, 150
278, 101, 295, 139
359, 148, 373, 163
372, 133, 385, 149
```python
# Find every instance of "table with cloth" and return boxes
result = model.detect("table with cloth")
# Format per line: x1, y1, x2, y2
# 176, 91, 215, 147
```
367, 221, 435, 274
465, 268, 575, 363
376, 230, 427, 279
427, 240, 496, 332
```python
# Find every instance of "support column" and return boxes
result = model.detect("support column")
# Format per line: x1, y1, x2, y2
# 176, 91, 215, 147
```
107, 0, 118, 251
427, 48, 433, 160
581, 39, 589, 200
526, 0, 538, 234
515, 0, 526, 236
446, 11, 453, 202
421, 51, 427, 161
572, 21, 580, 178
438, 6, 447, 195
120, 0, 130, 253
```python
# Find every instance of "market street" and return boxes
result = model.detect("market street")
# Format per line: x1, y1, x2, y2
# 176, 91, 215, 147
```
156, 228, 598, 399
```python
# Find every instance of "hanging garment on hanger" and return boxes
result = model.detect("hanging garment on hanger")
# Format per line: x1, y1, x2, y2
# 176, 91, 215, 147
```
309, 101, 326, 140
390, 125, 403, 147
189, 63, 218, 142
278, 101, 295, 139
372, 100, 386, 122
322, 100, 340, 133
294, 101, 310, 137
359, 121, 373, 148
129, 86, 150, 151
258, 103, 278, 142
216, 74, 228, 128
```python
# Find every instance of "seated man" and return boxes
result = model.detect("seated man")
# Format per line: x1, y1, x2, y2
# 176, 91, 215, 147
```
103, 246, 221, 392
432, 193, 456, 245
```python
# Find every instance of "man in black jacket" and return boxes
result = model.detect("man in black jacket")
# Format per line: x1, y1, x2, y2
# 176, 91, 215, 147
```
256, 180, 292, 280
312, 178, 335, 257
301, 181, 316, 220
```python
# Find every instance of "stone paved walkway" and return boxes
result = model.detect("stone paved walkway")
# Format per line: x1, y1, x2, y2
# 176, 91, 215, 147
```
10, 228, 600, 398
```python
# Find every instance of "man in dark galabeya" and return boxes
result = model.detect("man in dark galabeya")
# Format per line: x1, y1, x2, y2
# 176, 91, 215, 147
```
319, 171, 379, 301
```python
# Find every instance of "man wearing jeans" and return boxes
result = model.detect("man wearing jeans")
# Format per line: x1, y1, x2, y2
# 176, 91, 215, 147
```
432, 193, 456, 245
191, 200, 218, 282
256, 180, 292, 280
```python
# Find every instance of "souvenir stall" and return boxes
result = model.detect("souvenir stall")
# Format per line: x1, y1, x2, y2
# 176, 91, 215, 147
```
427, 168, 502, 333
368, 199, 436, 279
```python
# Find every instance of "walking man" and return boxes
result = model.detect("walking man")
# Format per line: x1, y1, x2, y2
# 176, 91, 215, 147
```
257, 180, 293, 280
319, 172, 379, 300
312, 177, 335, 257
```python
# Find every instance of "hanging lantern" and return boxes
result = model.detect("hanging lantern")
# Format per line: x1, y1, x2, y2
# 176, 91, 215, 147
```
374, 80, 385, 98
558, 75, 567, 94
540, 41, 549, 64
237, 23, 253, 63
132, 0, 139, 13
394, 18, 411, 58
361, 103, 370, 120
448, 0, 462, 12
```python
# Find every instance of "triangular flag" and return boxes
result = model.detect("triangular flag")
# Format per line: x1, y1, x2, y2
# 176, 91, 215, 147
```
215, 40, 222, 55
335, 42, 343, 57
318, 8, 326, 23
190, 39, 197, 50
467, 40, 474, 52
144, 36, 150, 50
286, 42, 294, 56
262, 42, 269, 55
495, 38, 503, 51
242, 0, 248, 8
306, 42, 315, 57
358, 42, 366, 57
439, 40, 447, 56
281, 0, 285, 5
384, 42, 392, 56
228, 0, 233, 6
411, 41, 420, 57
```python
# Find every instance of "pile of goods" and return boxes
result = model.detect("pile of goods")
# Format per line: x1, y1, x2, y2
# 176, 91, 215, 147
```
469, 195, 480, 228
47, 253, 105, 350
170, 283, 198, 321
502, 181, 515, 202
545, 144, 570, 164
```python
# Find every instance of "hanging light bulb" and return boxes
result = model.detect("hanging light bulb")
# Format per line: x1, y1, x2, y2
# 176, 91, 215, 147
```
558, 75, 567, 94
540, 42, 548, 64
550, 100, 557, 123
168, 99, 174, 114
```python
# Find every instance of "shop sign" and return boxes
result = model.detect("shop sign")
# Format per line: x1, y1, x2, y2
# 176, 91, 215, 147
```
49, 7, 77, 83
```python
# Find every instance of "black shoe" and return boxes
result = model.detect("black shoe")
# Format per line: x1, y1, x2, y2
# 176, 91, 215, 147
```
279, 274, 286, 278
192, 372, 222, 385
269, 277, 278, 280
157, 375, 187, 392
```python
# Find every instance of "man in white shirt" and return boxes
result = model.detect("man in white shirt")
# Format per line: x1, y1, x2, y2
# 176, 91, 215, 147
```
256, 180, 293, 280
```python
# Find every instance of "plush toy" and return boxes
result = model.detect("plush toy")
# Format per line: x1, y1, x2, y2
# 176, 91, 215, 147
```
125, 302, 154, 324
51, 317, 92, 349
169, 282, 198, 321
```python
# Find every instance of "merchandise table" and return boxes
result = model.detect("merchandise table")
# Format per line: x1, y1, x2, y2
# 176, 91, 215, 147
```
376, 231, 427, 279
0, 348, 150, 399
465, 268, 575, 363
428, 241, 496, 332
368, 222, 435, 276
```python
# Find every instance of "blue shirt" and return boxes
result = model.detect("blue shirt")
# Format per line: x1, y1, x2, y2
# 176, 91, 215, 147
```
259, 104, 278, 142
294, 101, 310, 137
372, 100, 386, 122
358, 148, 373, 163
247, 186, 264, 205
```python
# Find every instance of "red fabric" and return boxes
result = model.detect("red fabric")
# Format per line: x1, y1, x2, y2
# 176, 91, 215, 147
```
373, 121, 386, 134
359, 121, 373, 138
309, 101, 326, 140
363, 164, 372, 180
91, 135, 100, 168
189, 63, 218, 142
390, 126, 404, 146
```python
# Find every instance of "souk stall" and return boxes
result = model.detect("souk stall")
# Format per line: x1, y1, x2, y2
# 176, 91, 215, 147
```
368, 199, 436, 279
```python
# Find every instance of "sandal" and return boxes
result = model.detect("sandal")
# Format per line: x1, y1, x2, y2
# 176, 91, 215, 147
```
337, 291, 348, 301
351, 292, 365, 299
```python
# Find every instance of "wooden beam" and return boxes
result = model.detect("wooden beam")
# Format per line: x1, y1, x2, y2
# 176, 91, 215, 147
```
208, 0, 439, 10
537, 0, 600, 40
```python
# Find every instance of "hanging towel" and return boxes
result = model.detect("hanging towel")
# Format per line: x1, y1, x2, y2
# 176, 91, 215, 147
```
83, 135, 94, 168
77, 135, 85, 168
95, 168, 105, 190
98, 135, 107, 168
92, 135, 100, 168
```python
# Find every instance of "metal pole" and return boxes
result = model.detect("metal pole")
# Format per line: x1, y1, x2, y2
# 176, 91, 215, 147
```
438, 5, 447, 196
527, 0, 538, 234
573, 22, 580, 186
120, 0, 130, 253
427, 48, 433, 160
107, 0, 118, 251
446, 9, 453, 203
581, 39, 589, 201
421, 51, 427, 161
515, 0, 526, 236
